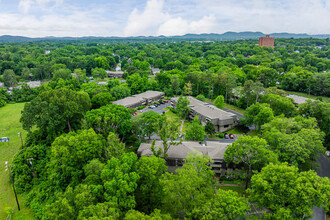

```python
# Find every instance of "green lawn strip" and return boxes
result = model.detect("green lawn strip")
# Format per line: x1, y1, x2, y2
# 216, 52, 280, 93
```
224, 103, 246, 115
0, 103, 33, 219
225, 127, 246, 134
207, 134, 222, 139
217, 185, 247, 197
285, 90, 329, 103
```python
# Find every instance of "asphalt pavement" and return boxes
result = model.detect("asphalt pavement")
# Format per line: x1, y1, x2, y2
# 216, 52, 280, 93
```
141, 102, 171, 114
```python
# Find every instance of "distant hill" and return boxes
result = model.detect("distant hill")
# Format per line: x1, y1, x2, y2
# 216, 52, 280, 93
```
1, 32, 330, 43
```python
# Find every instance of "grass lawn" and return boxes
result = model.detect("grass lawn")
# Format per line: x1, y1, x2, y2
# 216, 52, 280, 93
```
0, 103, 33, 219
225, 127, 247, 134
208, 134, 222, 139
218, 185, 247, 197
224, 103, 246, 115
164, 111, 192, 134
285, 90, 329, 103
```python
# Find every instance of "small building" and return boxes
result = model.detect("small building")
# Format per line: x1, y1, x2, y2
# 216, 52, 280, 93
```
27, 81, 41, 88
150, 68, 161, 75
171, 96, 237, 133
113, 90, 165, 108
286, 94, 315, 106
106, 71, 124, 79
137, 140, 230, 176
259, 35, 275, 48
0, 82, 4, 88
97, 81, 108, 86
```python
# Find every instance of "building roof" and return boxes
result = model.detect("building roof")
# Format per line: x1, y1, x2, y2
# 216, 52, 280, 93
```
97, 81, 108, 86
138, 140, 229, 160
106, 70, 124, 74
26, 81, 41, 88
286, 94, 315, 105
113, 90, 165, 107
172, 96, 236, 120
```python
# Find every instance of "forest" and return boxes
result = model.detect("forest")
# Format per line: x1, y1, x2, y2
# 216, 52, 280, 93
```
0, 37, 329, 219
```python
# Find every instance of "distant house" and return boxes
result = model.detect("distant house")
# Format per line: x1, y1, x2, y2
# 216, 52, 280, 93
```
113, 90, 165, 108
97, 81, 108, 86
171, 96, 238, 133
286, 94, 315, 106
0, 82, 4, 88
138, 140, 231, 175
150, 68, 161, 75
45, 50, 51, 54
27, 81, 41, 88
106, 70, 124, 79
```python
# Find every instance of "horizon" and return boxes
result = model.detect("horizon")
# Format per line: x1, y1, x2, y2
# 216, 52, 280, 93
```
1, 0, 330, 38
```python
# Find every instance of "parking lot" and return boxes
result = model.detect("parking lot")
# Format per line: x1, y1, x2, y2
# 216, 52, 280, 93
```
140, 102, 171, 114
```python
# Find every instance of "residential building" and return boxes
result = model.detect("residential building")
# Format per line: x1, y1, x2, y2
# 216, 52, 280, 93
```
259, 35, 275, 48
106, 70, 124, 78
113, 90, 165, 108
150, 68, 161, 75
97, 81, 108, 86
171, 96, 237, 132
26, 81, 41, 88
137, 140, 231, 176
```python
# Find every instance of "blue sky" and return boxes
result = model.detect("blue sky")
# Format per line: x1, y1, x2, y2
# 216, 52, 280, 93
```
0, 0, 329, 37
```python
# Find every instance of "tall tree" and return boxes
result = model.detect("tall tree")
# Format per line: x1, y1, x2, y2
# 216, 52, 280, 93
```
247, 163, 330, 219
224, 136, 278, 188
185, 116, 206, 142
3, 69, 16, 86
176, 96, 190, 119
214, 95, 225, 109
20, 88, 91, 142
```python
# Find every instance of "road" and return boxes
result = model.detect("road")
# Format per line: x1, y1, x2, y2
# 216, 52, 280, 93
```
141, 102, 171, 114
311, 154, 330, 220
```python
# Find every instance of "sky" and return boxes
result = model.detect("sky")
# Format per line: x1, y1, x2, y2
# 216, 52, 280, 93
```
0, 0, 329, 37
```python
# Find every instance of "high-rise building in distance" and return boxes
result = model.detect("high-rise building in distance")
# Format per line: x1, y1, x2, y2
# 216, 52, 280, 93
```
259, 35, 275, 48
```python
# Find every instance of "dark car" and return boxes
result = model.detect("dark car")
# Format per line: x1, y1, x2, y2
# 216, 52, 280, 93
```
224, 133, 229, 139
229, 134, 234, 139
163, 100, 168, 103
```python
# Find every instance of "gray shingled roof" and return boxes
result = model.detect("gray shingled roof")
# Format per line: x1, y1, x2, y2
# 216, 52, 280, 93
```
138, 140, 229, 160
286, 94, 315, 105
113, 90, 165, 107
172, 96, 236, 120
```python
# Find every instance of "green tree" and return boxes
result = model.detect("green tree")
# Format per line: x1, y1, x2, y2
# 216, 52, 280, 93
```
81, 82, 109, 99
243, 102, 274, 130
224, 136, 278, 188
185, 116, 206, 141
262, 94, 296, 117
101, 153, 140, 211
49, 129, 107, 188
20, 88, 91, 142
262, 116, 325, 169
78, 202, 120, 219
213, 95, 225, 109
247, 163, 330, 219
110, 85, 131, 100
196, 94, 206, 102
92, 68, 107, 79
3, 69, 16, 86
73, 68, 86, 83
184, 81, 192, 96
204, 121, 215, 136
161, 152, 215, 218
134, 156, 167, 214
171, 75, 181, 95
219, 73, 237, 102
84, 104, 132, 138
132, 111, 162, 140
95, 56, 110, 70
52, 68, 72, 81
152, 116, 181, 159
91, 92, 115, 109
176, 96, 190, 119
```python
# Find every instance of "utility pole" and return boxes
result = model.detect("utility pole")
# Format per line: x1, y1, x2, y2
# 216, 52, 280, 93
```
5, 161, 20, 211
18, 132, 23, 149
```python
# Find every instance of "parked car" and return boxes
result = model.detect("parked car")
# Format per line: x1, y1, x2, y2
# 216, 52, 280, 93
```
149, 105, 156, 109
229, 134, 234, 139
133, 112, 138, 116
224, 133, 229, 139
159, 101, 164, 104
163, 100, 168, 103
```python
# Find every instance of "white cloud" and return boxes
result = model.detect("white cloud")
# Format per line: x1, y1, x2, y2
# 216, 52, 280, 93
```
157, 15, 217, 36
18, 0, 63, 13
124, 0, 170, 36
18, 0, 34, 13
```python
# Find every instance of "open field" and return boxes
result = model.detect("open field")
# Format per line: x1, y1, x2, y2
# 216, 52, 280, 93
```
0, 103, 33, 219
165, 111, 192, 134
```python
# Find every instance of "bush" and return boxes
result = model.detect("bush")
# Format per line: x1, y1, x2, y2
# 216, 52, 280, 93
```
138, 105, 145, 110
218, 133, 224, 138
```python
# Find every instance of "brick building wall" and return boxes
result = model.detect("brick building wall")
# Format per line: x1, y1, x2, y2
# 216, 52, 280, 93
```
259, 35, 275, 48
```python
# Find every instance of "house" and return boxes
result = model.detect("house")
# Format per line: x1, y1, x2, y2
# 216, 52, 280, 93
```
171, 96, 237, 132
137, 140, 231, 176
113, 90, 165, 108
0, 82, 4, 88
286, 94, 315, 106
27, 81, 41, 88
97, 81, 108, 86
106, 71, 124, 79
150, 68, 161, 75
